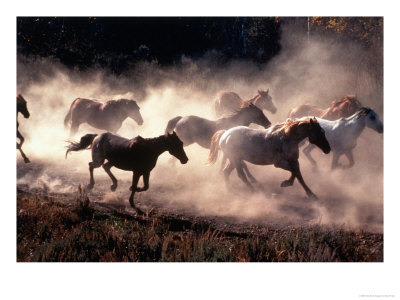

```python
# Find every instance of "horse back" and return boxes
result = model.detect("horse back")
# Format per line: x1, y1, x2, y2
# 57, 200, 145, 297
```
324, 97, 362, 120
215, 92, 243, 115
288, 104, 324, 119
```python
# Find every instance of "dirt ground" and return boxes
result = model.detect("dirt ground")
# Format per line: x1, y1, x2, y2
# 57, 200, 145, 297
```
17, 132, 384, 236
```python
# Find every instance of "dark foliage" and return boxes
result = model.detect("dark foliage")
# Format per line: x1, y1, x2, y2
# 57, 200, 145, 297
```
17, 17, 281, 74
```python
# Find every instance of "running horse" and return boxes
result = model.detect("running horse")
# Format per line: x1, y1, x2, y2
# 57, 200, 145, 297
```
208, 118, 331, 198
65, 131, 188, 212
165, 103, 271, 150
64, 98, 144, 137
298, 107, 383, 169
288, 94, 362, 120
214, 89, 276, 117
17, 94, 30, 163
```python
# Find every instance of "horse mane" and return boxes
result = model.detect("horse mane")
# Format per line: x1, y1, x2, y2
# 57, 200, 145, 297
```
354, 107, 372, 119
130, 134, 167, 146
331, 94, 360, 108
281, 118, 314, 138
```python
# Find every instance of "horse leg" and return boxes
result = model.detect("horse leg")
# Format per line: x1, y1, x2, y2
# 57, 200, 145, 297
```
87, 150, 104, 190
234, 160, 255, 191
344, 151, 355, 169
242, 162, 258, 183
219, 154, 227, 173
102, 161, 118, 191
289, 160, 317, 199
17, 130, 30, 163
281, 173, 295, 187
129, 172, 141, 209
273, 159, 295, 187
303, 143, 317, 166
136, 172, 150, 192
223, 160, 235, 188
331, 152, 341, 169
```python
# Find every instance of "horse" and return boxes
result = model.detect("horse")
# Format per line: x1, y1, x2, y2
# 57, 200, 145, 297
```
65, 131, 188, 212
165, 103, 271, 150
207, 118, 331, 198
288, 94, 362, 120
64, 98, 144, 137
214, 89, 276, 117
297, 107, 383, 169
17, 94, 30, 163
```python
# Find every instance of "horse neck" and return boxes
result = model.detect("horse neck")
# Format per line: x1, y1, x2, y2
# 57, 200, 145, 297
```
342, 114, 366, 138
286, 123, 313, 144
216, 112, 248, 129
146, 135, 170, 157
246, 94, 259, 104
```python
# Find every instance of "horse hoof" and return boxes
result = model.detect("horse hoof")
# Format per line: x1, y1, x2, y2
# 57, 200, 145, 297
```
280, 180, 292, 188
308, 193, 318, 200
135, 207, 146, 216
24, 158, 30, 163
87, 184, 94, 190
110, 184, 117, 192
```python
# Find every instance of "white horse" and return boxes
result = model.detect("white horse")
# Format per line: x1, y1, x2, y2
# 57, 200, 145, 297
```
208, 118, 331, 198
298, 107, 383, 169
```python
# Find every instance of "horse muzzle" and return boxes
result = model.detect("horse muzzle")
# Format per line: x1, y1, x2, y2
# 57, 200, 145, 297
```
180, 157, 189, 164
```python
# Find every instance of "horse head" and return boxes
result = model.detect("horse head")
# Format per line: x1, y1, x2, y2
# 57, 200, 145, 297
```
239, 103, 271, 128
17, 94, 30, 118
307, 118, 331, 154
360, 107, 383, 134
255, 88, 277, 114
122, 99, 143, 125
166, 131, 188, 164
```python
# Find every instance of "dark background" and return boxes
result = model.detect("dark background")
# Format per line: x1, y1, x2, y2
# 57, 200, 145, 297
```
17, 17, 282, 74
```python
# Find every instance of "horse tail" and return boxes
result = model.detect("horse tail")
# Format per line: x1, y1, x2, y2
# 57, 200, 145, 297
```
64, 98, 79, 129
165, 116, 182, 134
214, 98, 223, 117
207, 130, 226, 165
65, 133, 98, 158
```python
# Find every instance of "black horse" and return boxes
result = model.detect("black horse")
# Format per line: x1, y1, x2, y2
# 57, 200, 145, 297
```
17, 94, 30, 163
66, 131, 188, 212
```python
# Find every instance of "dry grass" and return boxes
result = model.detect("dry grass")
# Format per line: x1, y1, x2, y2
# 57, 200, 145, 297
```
17, 190, 383, 262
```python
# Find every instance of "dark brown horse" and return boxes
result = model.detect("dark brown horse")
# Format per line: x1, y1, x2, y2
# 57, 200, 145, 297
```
288, 94, 362, 120
208, 118, 331, 198
64, 98, 144, 136
66, 131, 188, 212
17, 94, 30, 163
214, 89, 276, 117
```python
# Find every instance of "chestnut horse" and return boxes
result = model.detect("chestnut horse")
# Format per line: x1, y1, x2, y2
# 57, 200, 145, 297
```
66, 131, 188, 212
208, 118, 331, 198
64, 98, 144, 137
17, 94, 30, 163
288, 94, 362, 120
214, 89, 276, 117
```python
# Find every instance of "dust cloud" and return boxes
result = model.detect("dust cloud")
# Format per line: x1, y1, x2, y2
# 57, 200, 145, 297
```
17, 25, 383, 232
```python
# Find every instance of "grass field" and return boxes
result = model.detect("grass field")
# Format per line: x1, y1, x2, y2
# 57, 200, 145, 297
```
16, 189, 383, 262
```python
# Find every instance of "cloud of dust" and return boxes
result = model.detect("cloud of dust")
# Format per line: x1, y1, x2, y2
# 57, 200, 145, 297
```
17, 24, 383, 232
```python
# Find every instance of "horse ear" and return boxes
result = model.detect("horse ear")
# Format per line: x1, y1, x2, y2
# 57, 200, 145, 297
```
172, 131, 177, 136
